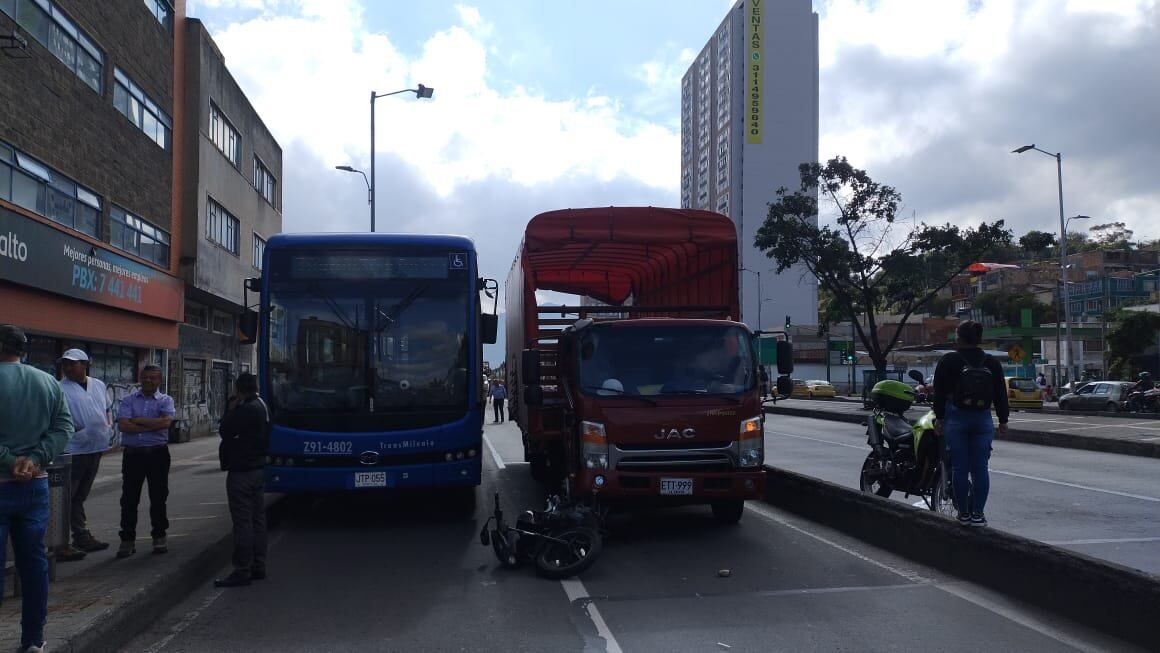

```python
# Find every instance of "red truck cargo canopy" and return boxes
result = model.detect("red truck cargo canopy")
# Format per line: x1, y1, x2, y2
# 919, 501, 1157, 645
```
520, 207, 739, 318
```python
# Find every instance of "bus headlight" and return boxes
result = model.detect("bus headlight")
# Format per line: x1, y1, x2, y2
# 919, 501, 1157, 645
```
581, 421, 608, 470
739, 417, 763, 467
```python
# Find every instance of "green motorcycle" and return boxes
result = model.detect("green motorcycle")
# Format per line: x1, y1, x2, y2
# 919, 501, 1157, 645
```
858, 380, 955, 515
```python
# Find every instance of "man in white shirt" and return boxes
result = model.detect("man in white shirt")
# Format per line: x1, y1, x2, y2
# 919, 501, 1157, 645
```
58, 349, 113, 559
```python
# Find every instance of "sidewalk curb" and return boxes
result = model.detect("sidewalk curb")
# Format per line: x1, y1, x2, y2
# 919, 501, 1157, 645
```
764, 404, 1160, 459
761, 466, 1160, 650
60, 495, 286, 653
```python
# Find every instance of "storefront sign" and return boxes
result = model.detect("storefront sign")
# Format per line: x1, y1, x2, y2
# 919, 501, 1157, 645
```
747, 0, 764, 144
0, 206, 183, 321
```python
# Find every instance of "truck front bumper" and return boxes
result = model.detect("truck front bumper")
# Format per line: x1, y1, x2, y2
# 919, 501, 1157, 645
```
575, 468, 765, 502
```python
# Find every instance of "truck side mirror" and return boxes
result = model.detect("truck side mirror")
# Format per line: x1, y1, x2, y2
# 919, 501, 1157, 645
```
776, 375, 793, 397
239, 309, 258, 345
481, 314, 498, 344
522, 348, 541, 386
776, 341, 794, 375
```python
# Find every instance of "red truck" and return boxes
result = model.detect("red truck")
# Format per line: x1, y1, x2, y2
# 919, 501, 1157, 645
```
505, 207, 793, 522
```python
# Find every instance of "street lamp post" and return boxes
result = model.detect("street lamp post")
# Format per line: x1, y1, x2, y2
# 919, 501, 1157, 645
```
370, 84, 434, 232
1013, 144, 1089, 384
335, 165, 371, 204
740, 267, 762, 330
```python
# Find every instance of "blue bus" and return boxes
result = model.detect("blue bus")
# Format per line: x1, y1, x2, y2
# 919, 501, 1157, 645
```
240, 233, 497, 496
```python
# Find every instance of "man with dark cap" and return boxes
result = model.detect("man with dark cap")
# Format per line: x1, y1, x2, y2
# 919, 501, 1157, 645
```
215, 373, 271, 587
0, 325, 74, 653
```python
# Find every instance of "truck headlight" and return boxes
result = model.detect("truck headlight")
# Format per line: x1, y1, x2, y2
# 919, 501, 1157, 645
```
739, 417, 763, 467
581, 421, 608, 470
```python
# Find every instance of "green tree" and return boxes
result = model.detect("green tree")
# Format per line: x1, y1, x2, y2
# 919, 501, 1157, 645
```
1019, 230, 1056, 259
1107, 310, 1160, 378
755, 157, 1012, 372
1089, 221, 1135, 249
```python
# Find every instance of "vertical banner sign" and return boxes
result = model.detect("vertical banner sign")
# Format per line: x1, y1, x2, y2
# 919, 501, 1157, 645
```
747, 0, 764, 144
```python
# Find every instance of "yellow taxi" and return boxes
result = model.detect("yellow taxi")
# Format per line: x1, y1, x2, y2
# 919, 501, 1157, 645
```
806, 380, 837, 398
1005, 376, 1044, 409
790, 378, 811, 398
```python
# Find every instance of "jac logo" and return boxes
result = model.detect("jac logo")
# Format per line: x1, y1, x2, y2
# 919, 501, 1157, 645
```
656, 428, 696, 440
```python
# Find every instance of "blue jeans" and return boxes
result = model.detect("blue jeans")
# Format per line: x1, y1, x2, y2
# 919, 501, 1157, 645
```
943, 404, 994, 516
0, 477, 50, 647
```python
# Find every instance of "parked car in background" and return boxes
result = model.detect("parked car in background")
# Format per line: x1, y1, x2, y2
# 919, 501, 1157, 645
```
805, 380, 836, 398
1059, 381, 1136, 412
790, 378, 810, 398
1005, 377, 1044, 409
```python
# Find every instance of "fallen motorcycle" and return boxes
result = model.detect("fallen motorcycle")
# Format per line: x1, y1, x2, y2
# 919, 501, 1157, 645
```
480, 492, 602, 579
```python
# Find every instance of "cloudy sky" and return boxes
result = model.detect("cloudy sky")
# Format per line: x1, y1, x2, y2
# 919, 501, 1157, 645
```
187, 0, 1159, 328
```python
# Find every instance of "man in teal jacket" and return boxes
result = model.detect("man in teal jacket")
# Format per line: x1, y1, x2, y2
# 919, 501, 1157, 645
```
0, 324, 74, 653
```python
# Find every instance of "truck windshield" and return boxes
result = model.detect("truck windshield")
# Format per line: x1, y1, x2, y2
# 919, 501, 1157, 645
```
578, 325, 755, 397
266, 281, 469, 415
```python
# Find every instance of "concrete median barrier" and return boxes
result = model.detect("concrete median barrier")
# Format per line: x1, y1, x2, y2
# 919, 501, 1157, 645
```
762, 466, 1160, 650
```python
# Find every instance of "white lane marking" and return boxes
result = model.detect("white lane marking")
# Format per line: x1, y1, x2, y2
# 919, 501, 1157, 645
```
561, 578, 624, 653
1140, 436, 1160, 441
168, 515, 221, 521
769, 428, 1160, 503
1040, 422, 1160, 433
1045, 536, 1160, 545
745, 502, 931, 584
989, 470, 1160, 503
935, 583, 1108, 653
482, 433, 505, 470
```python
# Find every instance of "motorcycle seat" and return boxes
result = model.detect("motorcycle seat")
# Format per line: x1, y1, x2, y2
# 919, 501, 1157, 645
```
881, 414, 914, 443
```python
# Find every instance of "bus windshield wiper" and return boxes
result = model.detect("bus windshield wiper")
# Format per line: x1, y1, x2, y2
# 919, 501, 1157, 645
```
375, 283, 430, 333
304, 283, 358, 331
656, 389, 741, 404
581, 385, 656, 406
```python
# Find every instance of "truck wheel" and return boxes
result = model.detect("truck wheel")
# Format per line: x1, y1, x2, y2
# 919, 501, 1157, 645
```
711, 500, 745, 524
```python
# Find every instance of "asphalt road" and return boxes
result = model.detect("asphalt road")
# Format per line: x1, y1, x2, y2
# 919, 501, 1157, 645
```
124, 421, 1140, 652
764, 414, 1160, 575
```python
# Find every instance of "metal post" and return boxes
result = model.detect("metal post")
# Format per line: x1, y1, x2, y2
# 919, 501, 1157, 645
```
825, 330, 831, 382
369, 90, 376, 233
756, 270, 762, 331
1056, 152, 1075, 383
1055, 280, 1062, 388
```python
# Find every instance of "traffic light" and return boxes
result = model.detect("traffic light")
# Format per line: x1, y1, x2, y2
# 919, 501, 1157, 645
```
785, 314, 791, 329
844, 343, 856, 364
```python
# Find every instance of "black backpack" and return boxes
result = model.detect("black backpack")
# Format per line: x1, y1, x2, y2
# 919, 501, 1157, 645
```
954, 354, 993, 410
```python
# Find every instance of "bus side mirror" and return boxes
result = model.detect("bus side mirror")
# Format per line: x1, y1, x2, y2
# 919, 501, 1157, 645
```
522, 348, 541, 386
776, 375, 793, 397
776, 341, 794, 375
239, 310, 258, 345
481, 314, 498, 344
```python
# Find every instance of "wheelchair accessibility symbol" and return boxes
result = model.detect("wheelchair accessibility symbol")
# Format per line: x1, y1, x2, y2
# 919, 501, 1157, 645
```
449, 253, 466, 270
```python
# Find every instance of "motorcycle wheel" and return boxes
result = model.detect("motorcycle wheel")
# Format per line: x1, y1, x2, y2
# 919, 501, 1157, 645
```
534, 527, 603, 579
929, 460, 956, 517
859, 453, 892, 498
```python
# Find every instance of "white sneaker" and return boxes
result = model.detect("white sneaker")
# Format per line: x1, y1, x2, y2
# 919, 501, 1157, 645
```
23, 643, 46, 652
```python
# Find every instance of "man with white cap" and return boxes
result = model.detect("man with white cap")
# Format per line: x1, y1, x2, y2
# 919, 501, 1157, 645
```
58, 348, 113, 559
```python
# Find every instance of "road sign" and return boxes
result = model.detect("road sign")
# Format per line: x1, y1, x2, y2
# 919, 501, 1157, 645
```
1008, 344, 1026, 363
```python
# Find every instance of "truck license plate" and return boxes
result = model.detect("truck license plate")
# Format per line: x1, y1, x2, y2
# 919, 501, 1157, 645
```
660, 478, 694, 495
354, 472, 387, 488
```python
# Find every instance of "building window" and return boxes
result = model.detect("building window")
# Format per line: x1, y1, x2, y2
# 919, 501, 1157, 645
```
185, 302, 208, 328
253, 156, 277, 208
252, 233, 266, 271
88, 343, 138, 384
113, 68, 171, 149
2, 0, 103, 93
210, 103, 241, 167
109, 204, 170, 267
211, 311, 234, 335
207, 197, 240, 255
183, 358, 207, 405
0, 140, 102, 238
142, 0, 172, 31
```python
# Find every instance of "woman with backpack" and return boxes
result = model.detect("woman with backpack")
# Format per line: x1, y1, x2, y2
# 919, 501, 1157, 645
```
932, 320, 1010, 527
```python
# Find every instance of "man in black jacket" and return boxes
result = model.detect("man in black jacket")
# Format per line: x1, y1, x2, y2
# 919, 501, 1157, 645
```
215, 373, 270, 588
932, 321, 1010, 528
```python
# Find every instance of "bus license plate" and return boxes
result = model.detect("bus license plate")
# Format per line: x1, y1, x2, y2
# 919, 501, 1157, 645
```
354, 472, 387, 488
660, 478, 694, 495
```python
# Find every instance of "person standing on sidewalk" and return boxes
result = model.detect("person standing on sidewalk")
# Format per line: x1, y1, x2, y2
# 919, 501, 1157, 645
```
57, 349, 113, 562
214, 373, 271, 588
932, 320, 1009, 528
489, 381, 507, 423
116, 364, 175, 558
0, 324, 74, 653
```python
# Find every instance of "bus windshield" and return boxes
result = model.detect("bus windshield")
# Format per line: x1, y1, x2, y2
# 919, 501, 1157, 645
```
267, 280, 469, 416
578, 325, 755, 397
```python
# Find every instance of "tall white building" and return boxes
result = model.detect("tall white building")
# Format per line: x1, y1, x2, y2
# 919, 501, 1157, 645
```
681, 0, 819, 330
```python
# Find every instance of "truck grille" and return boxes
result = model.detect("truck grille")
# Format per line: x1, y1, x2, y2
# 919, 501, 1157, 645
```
611, 443, 736, 472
